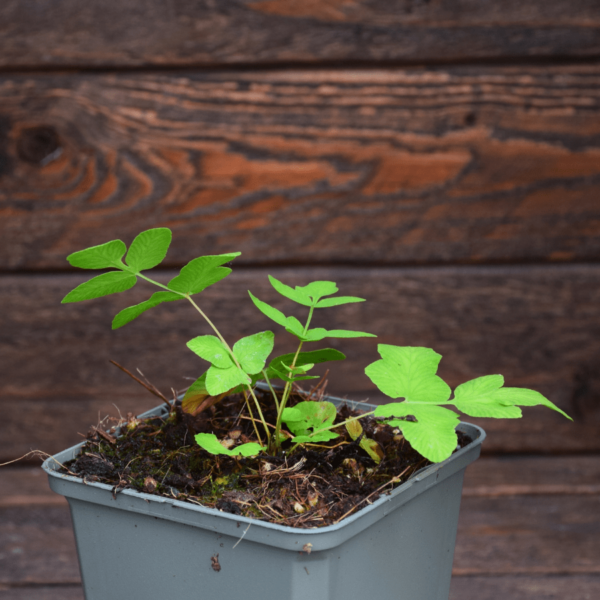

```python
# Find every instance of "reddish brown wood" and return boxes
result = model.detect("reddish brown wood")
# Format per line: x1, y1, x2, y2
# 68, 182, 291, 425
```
1, 266, 599, 461
1, 67, 599, 270
0, 1, 599, 68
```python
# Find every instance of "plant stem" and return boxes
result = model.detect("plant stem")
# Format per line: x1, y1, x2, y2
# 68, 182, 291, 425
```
262, 370, 280, 413
137, 274, 272, 445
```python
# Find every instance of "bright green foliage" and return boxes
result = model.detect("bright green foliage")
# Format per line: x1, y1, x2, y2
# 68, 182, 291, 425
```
233, 331, 275, 375
167, 253, 241, 295
112, 291, 182, 329
367, 345, 571, 463
62, 271, 137, 303
301, 328, 375, 342
195, 433, 264, 457
365, 346, 451, 404
187, 335, 232, 368
125, 228, 172, 272
187, 332, 274, 395
375, 403, 460, 464
316, 296, 365, 308
67, 239, 127, 270
248, 292, 287, 327
282, 401, 340, 443
266, 349, 345, 383
268, 275, 312, 306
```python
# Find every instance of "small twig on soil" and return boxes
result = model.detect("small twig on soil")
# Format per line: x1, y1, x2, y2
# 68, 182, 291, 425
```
109, 360, 172, 413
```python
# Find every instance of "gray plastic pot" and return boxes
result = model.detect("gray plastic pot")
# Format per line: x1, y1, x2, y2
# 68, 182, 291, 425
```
43, 396, 485, 600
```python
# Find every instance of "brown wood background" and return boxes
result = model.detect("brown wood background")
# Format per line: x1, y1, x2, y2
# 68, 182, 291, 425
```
0, 2, 599, 598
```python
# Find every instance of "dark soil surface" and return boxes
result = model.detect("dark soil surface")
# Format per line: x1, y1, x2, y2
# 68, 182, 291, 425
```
62, 389, 471, 528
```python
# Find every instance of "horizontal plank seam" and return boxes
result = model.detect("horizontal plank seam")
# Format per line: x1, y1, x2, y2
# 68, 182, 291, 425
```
3, 260, 600, 279
463, 484, 600, 497
1, 54, 600, 76
453, 567, 600, 576
0, 582, 81, 590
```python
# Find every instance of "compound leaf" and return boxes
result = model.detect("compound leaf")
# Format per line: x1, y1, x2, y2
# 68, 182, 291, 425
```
285, 316, 305, 338
365, 346, 451, 403
66, 239, 127, 270
62, 271, 137, 303
268, 275, 312, 306
187, 335, 232, 369
112, 290, 182, 329
125, 228, 172, 272
195, 433, 263, 457
168, 253, 241, 295
248, 292, 288, 327
233, 331, 274, 375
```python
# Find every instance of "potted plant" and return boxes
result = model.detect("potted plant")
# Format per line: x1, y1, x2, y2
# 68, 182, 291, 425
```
43, 228, 570, 600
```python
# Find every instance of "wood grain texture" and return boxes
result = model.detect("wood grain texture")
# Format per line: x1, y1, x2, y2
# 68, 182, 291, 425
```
1, 66, 600, 269
1, 265, 599, 460
0, 1, 599, 67
0, 587, 83, 600
449, 575, 600, 600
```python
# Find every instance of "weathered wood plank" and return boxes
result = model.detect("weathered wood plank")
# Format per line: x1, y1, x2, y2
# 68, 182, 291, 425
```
0, 1, 599, 67
0, 507, 80, 585
1, 66, 600, 269
0, 495, 597, 585
449, 575, 600, 600
2, 576, 600, 600
0, 587, 83, 600
1, 265, 598, 461
454, 495, 600, 575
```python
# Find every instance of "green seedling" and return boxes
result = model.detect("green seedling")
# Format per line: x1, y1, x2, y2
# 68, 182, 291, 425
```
63, 227, 571, 465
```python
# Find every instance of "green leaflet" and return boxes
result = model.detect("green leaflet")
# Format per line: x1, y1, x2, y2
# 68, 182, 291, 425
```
66, 239, 127, 270
285, 316, 305, 338
187, 335, 232, 369
365, 346, 451, 403
265, 348, 346, 382
233, 331, 275, 375
125, 228, 172, 272
375, 403, 460, 464
168, 253, 241, 295
206, 364, 250, 396
295, 281, 338, 303
316, 296, 365, 308
62, 271, 137, 303
268, 275, 312, 306
195, 433, 264, 457
452, 375, 571, 420
304, 328, 376, 342
248, 292, 288, 327
282, 401, 340, 443
112, 291, 182, 329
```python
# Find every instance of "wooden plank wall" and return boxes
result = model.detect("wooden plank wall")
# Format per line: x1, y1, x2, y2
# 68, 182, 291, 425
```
0, 2, 599, 598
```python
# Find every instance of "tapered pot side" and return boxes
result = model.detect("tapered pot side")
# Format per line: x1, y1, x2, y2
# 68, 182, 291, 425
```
43, 398, 485, 600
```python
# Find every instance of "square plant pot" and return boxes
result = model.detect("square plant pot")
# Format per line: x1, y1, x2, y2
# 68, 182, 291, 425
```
43, 396, 485, 600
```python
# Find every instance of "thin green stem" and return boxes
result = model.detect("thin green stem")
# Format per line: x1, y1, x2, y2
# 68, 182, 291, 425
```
242, 390, 263, 446
262, 370, 280, 413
